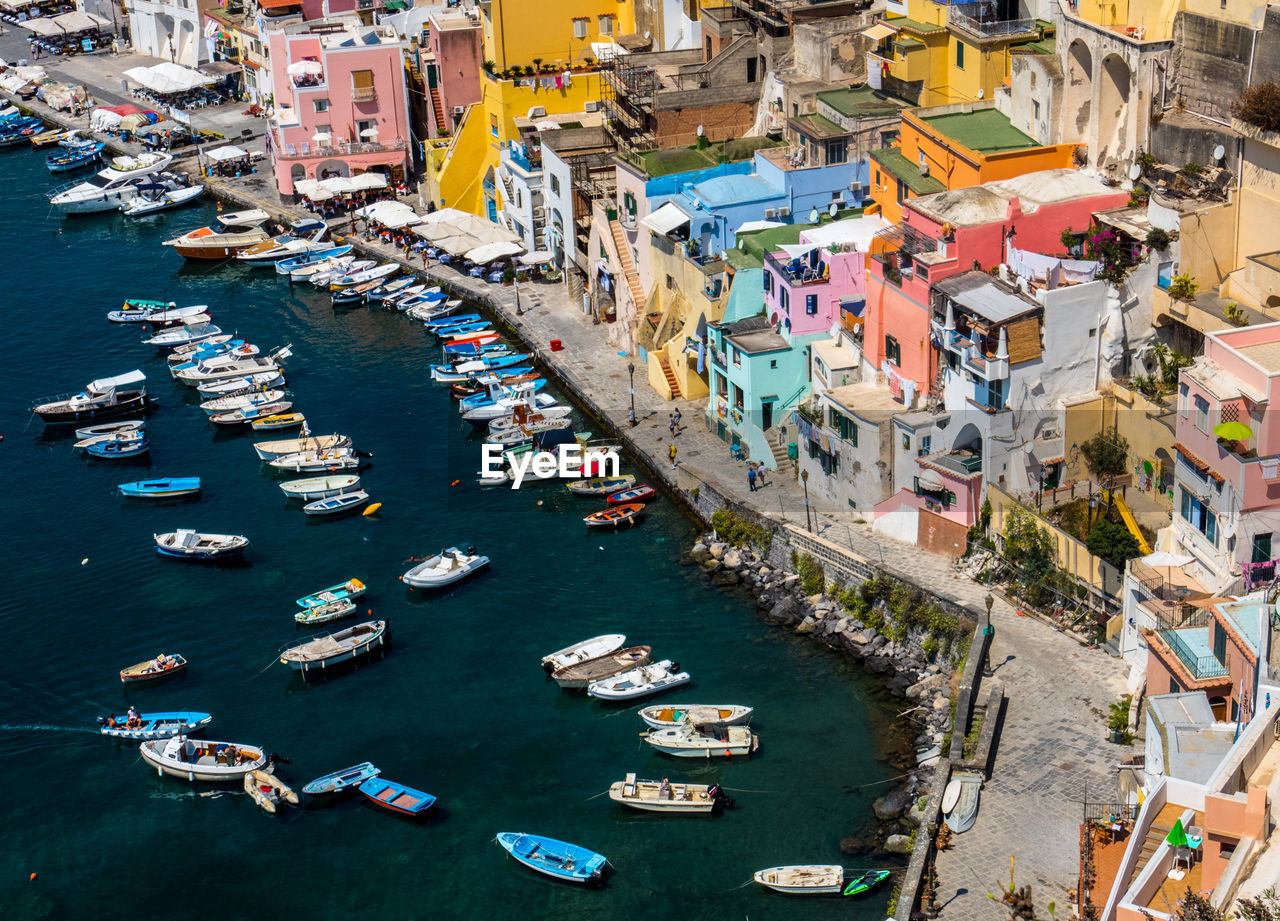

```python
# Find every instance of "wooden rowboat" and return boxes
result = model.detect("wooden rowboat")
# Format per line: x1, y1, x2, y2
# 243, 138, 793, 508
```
607, 484, 656, 504
120, 653, 187, 684
607, 773, 732, 814
552, 645, 651, 689
584, 503, 644, 528
566, 475, 635, 496
359, 777, 437, 817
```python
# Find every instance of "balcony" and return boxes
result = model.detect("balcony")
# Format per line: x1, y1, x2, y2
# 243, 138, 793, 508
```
274, 133, 407, 160
947, 2, 1038, 39
352, 86, 376, 103
765, 251, 829, 287
291, 76, 326, 90
1153, 607, 1229, 681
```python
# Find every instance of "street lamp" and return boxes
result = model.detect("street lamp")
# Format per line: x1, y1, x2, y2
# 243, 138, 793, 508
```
627, 362, 636, 427
801, 468, 812, 533
982, 592, 995, 677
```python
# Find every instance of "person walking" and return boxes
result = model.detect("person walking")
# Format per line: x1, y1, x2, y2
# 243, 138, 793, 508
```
747, 465, 757, 492
755, 462, 768, 488
668, 413, 676, 436
628, 407, 636, 428
673, 408, 682, 434
668, 444, 677, 469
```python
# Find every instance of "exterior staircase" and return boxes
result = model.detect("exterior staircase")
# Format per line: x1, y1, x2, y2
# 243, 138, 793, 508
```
428, 85, 446, 135
659, 357, 682, 399
609, 219, 646, 311
763, 426, 792, 470
1135, 821, 1173, 875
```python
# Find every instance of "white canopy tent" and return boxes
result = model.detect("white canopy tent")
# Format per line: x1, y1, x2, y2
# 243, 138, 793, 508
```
641, 202, 691, 236
799, 215, 892, 253
778, 243, 818, 261
286, 60, 323, 77
419, 208, 521, 256
23, 18, 64, 37
123, 62, 215, 95
52, 11, 112, 31
519, 250, 554, 266
465, 240, 524, 263
295, 173, 387, 200
205, 144, 249, 162
355, 200, 422, 227
735, 219, 783, 234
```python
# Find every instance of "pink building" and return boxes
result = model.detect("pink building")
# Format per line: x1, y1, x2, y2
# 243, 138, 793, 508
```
763, 216, 888, 341
418, 9, 482, 139
862, 169, 1129, 392
267, 21, 412, 197
1170, 323, 1280, 591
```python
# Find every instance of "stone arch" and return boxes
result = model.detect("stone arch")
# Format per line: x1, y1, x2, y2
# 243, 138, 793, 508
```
289, 163, 306, 189
315, 159, 350, 180
1065, 40, 1093, 141
1097, 53, 1132, 166
951, 421, 983, 460
176, 19, 196, 66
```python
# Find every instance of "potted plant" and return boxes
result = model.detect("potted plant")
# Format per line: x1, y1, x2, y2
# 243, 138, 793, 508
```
501, 266, 515, 286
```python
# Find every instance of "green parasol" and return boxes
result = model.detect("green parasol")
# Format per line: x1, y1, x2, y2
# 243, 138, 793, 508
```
1214, 421, 1254, 441
1166, 817, 1189, 848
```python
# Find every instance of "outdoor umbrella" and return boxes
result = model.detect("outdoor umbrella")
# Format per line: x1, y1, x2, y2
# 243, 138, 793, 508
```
359, 126, 379, 139
1213, 421, 1253, 441
1166, 818, 1189, 848
287, 60, 323, 77
465, 240, 524, 263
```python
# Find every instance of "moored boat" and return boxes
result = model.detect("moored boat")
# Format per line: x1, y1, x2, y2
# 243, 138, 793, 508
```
76, 420, 145, 440
552, 646, 652, 690
145, 321, 223, 349
154, 530, 249, 560
46, 142, 104, 173
48, 153, 174, 214
119, 183, 204, 216
85, 436, 150, 458
199, 389, 287, 415
108, 303, 208, 325
197, 372, 284, 395
843, 869, 891, 896
251, 412, 305, 432
587, 659, 690, 701
607, 774, 732, 814
584, 503, 644, 529
118, 477, 202, 499
276, 245, 353, 275
98, 710, 211, 741
278, 474, 362, 500
540, 634, 626, 673
302, 761, 380, 796
753, 865, 845, 895
253, 434, 350, 461
279, 620, 388, 674
641, 721, 757, 758
303, 490, 370, 516
267, 448, 360, 473
296, 578, 366, 609
244, 770, 298, 813
294, 598, 357, 627
140, 736, 269, 782
163, 214, 272, 260
120, 653, 187, 684
495, 832, 607, 884
637, 704, 754, 731
401, 547, 489, 589
31, 369, 148, 424
359, 777, 437, 817
607, 485, 656, 504
210, 402, 295, 426
566, 475, 635, 496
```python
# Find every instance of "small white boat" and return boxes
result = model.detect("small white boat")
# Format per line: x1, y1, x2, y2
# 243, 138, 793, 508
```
244, 769, 298, 814
139, 737, 269, 782
309, 259, 373, 286
944, 771, 982, 834
169, 343, 261, 376
608, 773, 731, 814
401, 547, 489, 589
637, 704, 753, 731
641, 722, 757, 759
120, 183, 203, 216
329, 262, 398, 289
174, 354, 287, 385
268, 448, 360, 473
154, 530, 249, 560
462, 394, 560, 425
294, 598, 357, 627
540, 634, 627, 674
210, 401, 294, 426
279, 475, 362, 500
145, 322, 223, 349
253, 434, 350, 461
587, 659, 690, 701
199, 389, 287, 415
553, 646, 652, 690
290, 255, 355, 280
753, 865, 845, 895
303, 490, 370, 516
279, 620, 388, 673
74, 420, 145, 440
197, 372, 284, 395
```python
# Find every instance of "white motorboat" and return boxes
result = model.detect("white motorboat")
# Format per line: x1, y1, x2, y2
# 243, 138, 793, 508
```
48, 153, 175, 214
289, 255, 355, 280
641, 722, 757, 758
329, 262, 398, 289
587, 659, 690, 701
552, 646, 652, 690
244, 769, 298, 813
309, 259, 374, 286
210, 401, 294, 426
608, 774, 731, 814
463, 394, 560, 426
196, 373, 284, 395
278, 474, 362, 500
154, 530, 249, 560
235, 220, 327, 264
139, 737, 269, 782
175, 354, 288, 385
637, 704, 754, 731
252, 433, 350, 461
107, 303, 208, 324
170, 343, 261, 376
199, 389, 287, 415
145, 321, 223, 349
267, 448, 360, 472
401, 547, 489, 589
166, 335, 240, 362
120, 183, 203, 216
540, 634, 627, 673
302, 490, 370, 516
753, 865, 845, 895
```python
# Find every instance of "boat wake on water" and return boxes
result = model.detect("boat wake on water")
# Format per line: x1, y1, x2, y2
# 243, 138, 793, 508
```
0, 723, 99, 734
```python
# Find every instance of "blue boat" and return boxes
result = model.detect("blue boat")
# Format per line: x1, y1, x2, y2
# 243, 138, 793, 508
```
275, 245, 354, 275
496, 832, 608, 884
359, 777, 437, 817
434, 321, 492, 339
47, 142, 104, 173
86, 437, 150, 458
119, 477, 202, 498
459, 379, 547, 410
423, 312, 481, 330
396, 292, 448, 311
302, 761, 380, 796
444, 341, 509, 357
364, 276, 418, 302
98, 710, 212, 741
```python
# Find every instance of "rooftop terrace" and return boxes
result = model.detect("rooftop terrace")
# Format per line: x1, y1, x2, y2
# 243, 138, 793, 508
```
818, 85, 906, 119
633, 137, 785, 178
919, 107, 1038, 154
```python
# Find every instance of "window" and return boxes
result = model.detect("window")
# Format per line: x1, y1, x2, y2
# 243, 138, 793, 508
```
979, 378, 1007, 411
351, 70, 375, 101
313, 99, 330, 113
770, 359, 777, 369
732, 348, 741, 368
764, 272, 772, 293
1178, 383, 1189, 417
825, 139, 847, 164
884, 335, 901, 365
1253, 532, 1272, 564
955, 41, 965, 68
490, 114, 499, 137
920, 435, 931, 456
550, 174, 561, 196
1180, 487, 1218, 545
780, 288, 789, 310
1193, 395, 1210, 434
1032, 100, 1041, 121
1169, 676, 1182, 694
731, 383, 744, 408
356, 118, 376, 138
313, 123, 331, 146
573, 17, 588, 39
875, 169, 881, 188
598, 15, 614, 35
1213, 621, 1227, 665
805, 294, 818, 315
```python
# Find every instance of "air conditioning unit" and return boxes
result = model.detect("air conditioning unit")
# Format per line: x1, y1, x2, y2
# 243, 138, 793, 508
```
778, 206, 791, 217
526, 106, 547, 119
584, 100, 600, 112
763, 208, 777, 219
452, 105, 465, 116
848, 180, 862, 193
919, 163, 930, 177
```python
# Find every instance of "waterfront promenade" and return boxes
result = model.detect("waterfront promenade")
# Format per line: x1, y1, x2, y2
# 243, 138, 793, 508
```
3, 44, 1133, 917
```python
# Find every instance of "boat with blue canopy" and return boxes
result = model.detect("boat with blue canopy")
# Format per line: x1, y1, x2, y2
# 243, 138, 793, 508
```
119, 477, 202, 498
98, 710, 211, 741
495, 832, 608, 884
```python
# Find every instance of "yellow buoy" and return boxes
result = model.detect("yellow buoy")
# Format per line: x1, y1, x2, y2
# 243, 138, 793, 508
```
363, 503, 382, 517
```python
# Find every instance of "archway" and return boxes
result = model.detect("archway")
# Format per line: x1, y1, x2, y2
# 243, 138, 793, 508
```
1209, 696, 1228, 721
289, 163, 306, 190
315, 159, 350, 180
1065, 40, 1093, 141
1097, 54, 1132, 166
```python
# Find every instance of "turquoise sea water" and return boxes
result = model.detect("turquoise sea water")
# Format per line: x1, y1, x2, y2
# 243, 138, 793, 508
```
0, 149, 906, 920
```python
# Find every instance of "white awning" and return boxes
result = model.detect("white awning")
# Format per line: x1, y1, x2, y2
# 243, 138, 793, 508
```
465, 240, 524, 263
52, 11, 111, 31
123, 62, 215, 94
286, 59, 323, 77
862, 23, 897, 42
23, 18, 63, 36
205, 144, 248, 162
641, 202, 691, 236
916, 467, 945, 490
519, 250, 554, 266
735, 220, 783, 234
87, 369, 145, 393
355, 201, 422, 227
591, 40, 624, 62
778, 243, 818, 260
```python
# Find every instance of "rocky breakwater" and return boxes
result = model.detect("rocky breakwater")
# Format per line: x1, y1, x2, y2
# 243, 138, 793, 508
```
685, 534, 970, 858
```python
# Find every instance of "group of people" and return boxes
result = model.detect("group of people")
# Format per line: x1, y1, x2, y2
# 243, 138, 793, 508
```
105, 707, 144, 730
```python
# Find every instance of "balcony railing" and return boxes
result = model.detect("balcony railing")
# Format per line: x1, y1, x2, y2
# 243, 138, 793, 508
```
352, 86, 376, 102
765, 250, 828, 286
947, 3, 1038, 37
1160, 628, 1229, 679
274, 134, 407, 160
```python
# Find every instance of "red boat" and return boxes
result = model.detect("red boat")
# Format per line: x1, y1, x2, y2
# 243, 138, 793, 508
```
584, 503, 644, 528
606, 485, 656, 504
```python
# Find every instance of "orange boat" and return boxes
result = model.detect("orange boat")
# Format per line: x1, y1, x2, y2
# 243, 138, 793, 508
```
584, 503, 644, 528
163, 211, 272, 260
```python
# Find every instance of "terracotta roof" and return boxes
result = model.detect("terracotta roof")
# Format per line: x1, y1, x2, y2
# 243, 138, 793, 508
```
1173, 442, 1225, 483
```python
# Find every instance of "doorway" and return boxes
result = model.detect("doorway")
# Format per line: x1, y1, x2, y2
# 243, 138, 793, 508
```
761, 400, 773, 431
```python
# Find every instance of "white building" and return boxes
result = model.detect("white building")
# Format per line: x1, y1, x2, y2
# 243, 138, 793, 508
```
125, 0, 208, 69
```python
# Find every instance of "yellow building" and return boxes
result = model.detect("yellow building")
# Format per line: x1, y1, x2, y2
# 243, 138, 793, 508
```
432, 0, 634, 216
865, 0, 1053, 107
1070, 0, 1264, 42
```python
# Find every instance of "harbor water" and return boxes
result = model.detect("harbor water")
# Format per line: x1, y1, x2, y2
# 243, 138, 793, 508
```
1, 149, 907, 920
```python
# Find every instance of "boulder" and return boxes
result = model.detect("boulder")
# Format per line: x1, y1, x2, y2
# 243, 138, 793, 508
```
838, 836, 868, 856
768, 597, 798, 623
780, 574, 800, 590
848, 628, 876, 646
906, 673, 947, 702
865, 656, 895, 675
865, 635, 888, 656
884, 834, 914, 855
887, 672, 914, 694
900, 799, 926, 828
933, 696, 950, 711
795, 616, 817, 635
722, 549, 743, 569
708, 542, 727, 559
700, 559, 722, 574
688, 547, 711, 565
873, 788, 913, 820
712, 569, 740, 586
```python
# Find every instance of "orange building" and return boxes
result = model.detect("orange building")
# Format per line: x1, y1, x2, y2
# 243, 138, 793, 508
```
868, 100, 1078, 223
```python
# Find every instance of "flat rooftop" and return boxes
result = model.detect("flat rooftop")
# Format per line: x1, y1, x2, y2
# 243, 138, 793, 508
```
910, 169, 1116, 226
935, 271, 1038, 323
1217, 599, 1264, 653
1234, 340, 1280, 373
919, 107, 1038, 154
825, 381, 904, 419
818, 85, 905, 119
729, 328, 790, 354
690, 173, 780, 207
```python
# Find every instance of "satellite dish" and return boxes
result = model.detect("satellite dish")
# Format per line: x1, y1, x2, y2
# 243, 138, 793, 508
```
829, 202, 838, 217
697, 124, 704, 137
1128, 162, 1141, 180
1213, 144, 1226, 162
977, 88, 984, 99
